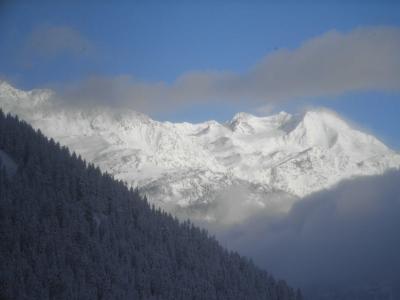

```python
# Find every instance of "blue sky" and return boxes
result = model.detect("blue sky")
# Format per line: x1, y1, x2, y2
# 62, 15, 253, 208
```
1, 0, 400, 148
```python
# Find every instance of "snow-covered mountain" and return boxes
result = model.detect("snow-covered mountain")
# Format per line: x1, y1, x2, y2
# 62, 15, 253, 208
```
1, 81, 400, 222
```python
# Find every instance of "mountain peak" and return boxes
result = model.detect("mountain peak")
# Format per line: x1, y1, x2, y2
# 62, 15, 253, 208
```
0, 81, 53, 110
301, 108, 348, 125
0, 81, 22, 98
295, 109, 350, 135
228, 112, 256, 133
234, 111, 255, 119
1, 82, 400, 216
230, 112, 255, 123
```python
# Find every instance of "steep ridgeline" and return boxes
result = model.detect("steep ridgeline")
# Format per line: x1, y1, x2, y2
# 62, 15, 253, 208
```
0, 111, 302, 300
1, 81, 400, 223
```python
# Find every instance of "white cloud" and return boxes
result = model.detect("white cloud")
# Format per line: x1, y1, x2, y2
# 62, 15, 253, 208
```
26, 25, 93, 59
244, 26, 400, 101
54, 26, 400, 114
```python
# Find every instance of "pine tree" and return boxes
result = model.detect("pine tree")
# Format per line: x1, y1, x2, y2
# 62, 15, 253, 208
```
0, 110, 302, 300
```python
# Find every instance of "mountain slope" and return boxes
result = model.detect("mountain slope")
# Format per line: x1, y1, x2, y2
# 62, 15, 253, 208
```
1, 81, 399, 222
0, 110, 302, 300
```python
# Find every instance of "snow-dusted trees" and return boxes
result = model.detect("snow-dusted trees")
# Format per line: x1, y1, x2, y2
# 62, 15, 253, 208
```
0, 110, 302, 300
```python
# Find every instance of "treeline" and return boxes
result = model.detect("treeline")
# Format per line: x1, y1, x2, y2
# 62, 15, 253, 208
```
0, 110, 302, 300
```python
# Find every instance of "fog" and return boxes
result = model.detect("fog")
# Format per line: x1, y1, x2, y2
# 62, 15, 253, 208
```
208, 170, 400, 298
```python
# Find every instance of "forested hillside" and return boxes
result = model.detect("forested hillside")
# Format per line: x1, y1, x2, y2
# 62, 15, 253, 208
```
0, 110, 301, 300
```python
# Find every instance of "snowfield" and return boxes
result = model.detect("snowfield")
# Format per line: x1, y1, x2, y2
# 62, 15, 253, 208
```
1, 81, 400, 222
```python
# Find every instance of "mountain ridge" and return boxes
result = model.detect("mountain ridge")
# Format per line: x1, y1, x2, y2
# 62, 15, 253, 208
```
1, 81, 399, 222
0, 109, 303, 300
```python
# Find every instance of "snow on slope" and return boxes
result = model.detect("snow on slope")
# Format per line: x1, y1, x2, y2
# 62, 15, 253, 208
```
1, 81, 400, 222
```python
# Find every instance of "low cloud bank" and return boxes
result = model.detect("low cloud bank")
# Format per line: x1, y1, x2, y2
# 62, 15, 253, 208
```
54, 26, 400, 115
211, 170, 400, 298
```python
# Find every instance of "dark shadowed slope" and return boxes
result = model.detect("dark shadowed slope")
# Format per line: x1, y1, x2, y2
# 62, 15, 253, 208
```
0, 110, 301, 300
